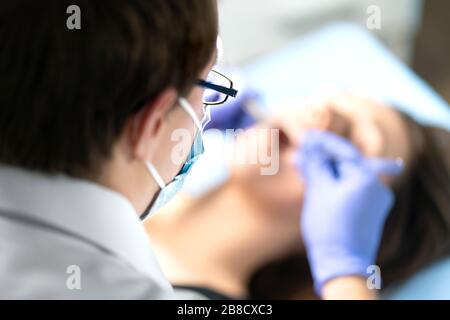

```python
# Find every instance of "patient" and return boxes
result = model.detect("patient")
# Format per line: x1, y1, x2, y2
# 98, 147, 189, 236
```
145, 95, 450, 299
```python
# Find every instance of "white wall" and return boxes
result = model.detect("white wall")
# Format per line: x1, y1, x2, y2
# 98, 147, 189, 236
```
218, 0, 424, 66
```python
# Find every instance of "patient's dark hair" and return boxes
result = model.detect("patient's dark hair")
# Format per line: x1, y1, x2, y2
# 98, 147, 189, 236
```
0, 0, 218, 176
248, 113, 450, 299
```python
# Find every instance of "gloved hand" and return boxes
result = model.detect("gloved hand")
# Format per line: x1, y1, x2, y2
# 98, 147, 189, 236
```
205, 88, 260, 131
295, 130, 403, 296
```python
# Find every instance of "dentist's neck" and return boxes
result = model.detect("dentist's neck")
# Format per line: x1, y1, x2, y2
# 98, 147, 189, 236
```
94, 156, 161, 216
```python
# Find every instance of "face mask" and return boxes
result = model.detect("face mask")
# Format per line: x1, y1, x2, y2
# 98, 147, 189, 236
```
140, 98, 207, 220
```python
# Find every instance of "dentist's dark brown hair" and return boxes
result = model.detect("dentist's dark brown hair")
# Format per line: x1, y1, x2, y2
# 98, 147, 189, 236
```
0, 0, 218, 176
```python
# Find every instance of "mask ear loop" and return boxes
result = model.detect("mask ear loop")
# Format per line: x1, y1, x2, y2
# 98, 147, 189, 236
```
146, 162, 166, 189
142, 98, 201, 219
145, 99, 200, 191
178, 98, 203, 131
142, 162, 165, 220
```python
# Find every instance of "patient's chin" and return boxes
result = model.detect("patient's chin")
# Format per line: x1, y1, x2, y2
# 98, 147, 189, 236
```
232, 158, 304, 216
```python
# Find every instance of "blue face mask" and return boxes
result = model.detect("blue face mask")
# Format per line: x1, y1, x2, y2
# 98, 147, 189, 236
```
140, 98, 207, 220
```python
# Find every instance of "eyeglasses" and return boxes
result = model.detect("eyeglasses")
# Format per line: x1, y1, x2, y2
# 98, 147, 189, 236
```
198, 70, 238, 106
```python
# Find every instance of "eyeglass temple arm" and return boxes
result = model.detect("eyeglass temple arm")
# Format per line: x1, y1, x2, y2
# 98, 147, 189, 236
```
198, 80, 238, 98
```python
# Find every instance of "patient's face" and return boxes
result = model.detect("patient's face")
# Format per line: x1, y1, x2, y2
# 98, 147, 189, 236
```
231, 95, 412, 214
301, 96, 412, 163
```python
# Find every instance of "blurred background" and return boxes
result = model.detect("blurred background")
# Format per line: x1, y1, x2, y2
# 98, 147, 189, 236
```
149, 0, 450, 299
218, 0, 450, 102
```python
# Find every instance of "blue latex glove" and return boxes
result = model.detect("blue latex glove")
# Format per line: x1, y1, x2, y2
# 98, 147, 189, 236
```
296, 130, 403, 295
205, 88, 260, 131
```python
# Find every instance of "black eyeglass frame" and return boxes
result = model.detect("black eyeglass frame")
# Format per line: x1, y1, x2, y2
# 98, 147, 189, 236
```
198, 70, 238, 106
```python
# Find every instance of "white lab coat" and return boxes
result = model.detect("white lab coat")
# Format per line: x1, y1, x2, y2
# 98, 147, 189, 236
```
0, 166, 180, 299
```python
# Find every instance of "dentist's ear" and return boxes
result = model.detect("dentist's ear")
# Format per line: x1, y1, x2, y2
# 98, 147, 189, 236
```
125, 88, 178, 161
